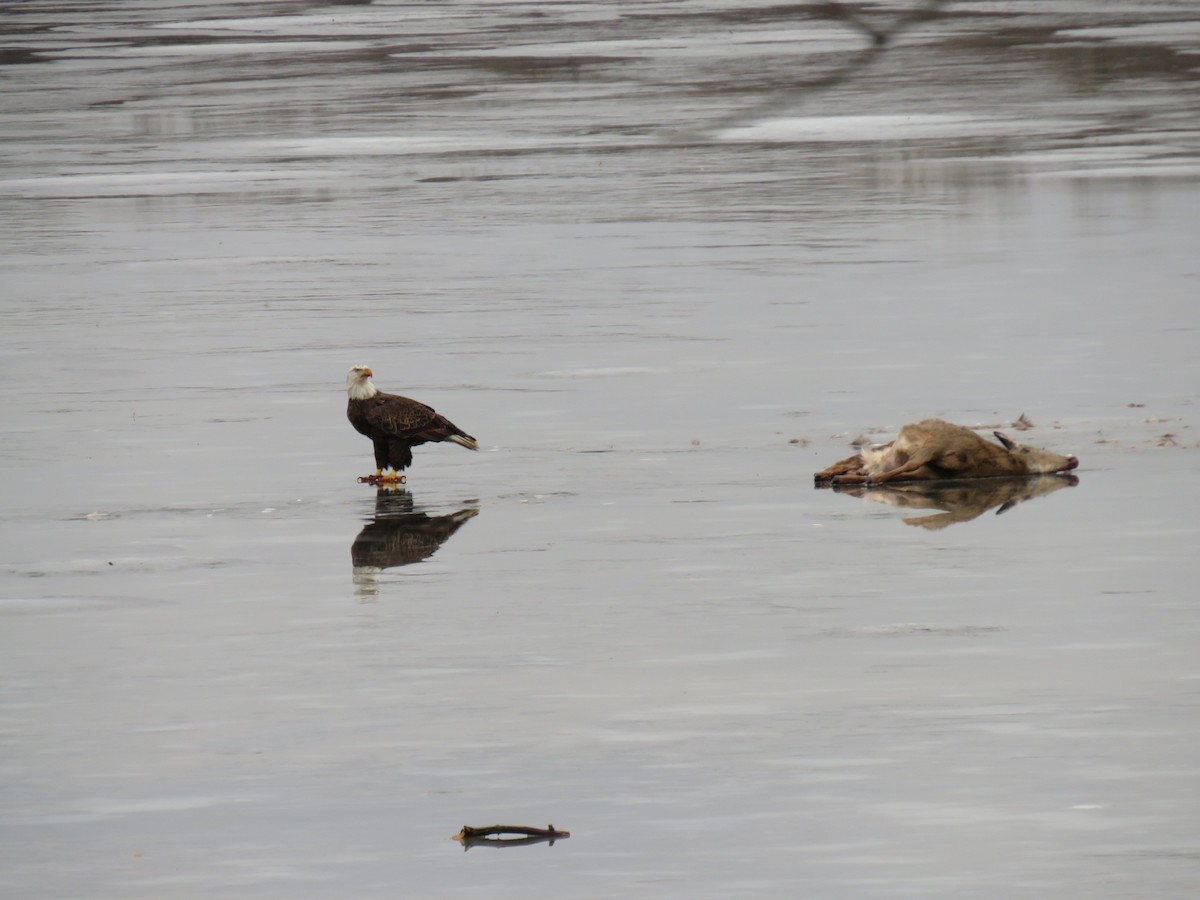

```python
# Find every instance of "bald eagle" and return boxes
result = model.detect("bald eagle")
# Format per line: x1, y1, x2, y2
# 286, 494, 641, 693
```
346, 365, 477, 483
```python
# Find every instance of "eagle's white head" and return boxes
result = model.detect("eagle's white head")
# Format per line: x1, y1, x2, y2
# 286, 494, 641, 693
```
346, 365, 379, 401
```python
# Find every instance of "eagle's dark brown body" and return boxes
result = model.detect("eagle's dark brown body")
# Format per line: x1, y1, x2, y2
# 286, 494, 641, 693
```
348, 392, 476, 473
346, 366, 477, 478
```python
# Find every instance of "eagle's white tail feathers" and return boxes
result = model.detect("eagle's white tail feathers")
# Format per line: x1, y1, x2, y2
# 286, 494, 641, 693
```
448, 434, 478, 451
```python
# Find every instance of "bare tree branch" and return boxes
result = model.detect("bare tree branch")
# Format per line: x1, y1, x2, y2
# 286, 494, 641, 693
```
684, 0, 949, 137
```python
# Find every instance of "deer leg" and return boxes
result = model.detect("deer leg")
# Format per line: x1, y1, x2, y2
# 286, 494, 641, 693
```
866, 449, 941, 483
831, 471, 870, 485
815, 453, 866, 484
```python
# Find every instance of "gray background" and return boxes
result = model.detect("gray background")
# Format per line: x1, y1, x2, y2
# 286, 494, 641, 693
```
3, 2, 1198, 897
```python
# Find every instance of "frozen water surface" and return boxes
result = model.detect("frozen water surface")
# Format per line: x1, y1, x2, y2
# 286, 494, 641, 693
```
2, 1, 1199, 898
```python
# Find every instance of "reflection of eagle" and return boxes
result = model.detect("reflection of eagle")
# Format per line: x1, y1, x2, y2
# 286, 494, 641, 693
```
346, 365, 477, 483
351, 489, 478, 589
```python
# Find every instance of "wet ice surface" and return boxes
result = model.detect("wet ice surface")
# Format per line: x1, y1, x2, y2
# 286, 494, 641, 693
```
2, 1, 1200, 897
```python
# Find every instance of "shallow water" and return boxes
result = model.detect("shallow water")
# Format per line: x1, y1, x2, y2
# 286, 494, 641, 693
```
2, 2, 1200, 897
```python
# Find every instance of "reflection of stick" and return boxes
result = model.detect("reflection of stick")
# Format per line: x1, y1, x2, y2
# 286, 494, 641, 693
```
453, 824, 570, 844
458, 834, 558, 850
